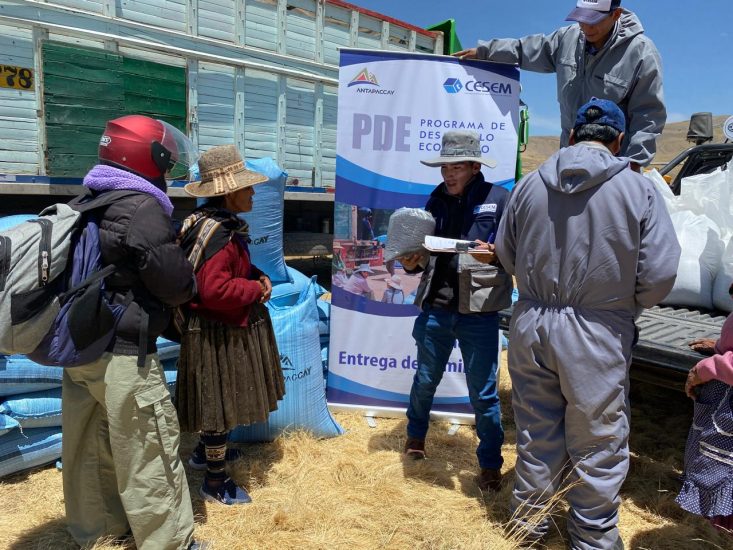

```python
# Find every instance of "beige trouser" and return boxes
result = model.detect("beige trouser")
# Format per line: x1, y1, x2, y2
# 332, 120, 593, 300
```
62, 353, 194, 550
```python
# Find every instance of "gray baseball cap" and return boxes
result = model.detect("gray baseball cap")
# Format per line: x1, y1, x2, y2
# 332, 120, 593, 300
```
420, 131, 497, 168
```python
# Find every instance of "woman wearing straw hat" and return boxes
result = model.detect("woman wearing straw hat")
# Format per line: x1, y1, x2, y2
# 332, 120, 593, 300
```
381, 275, 405, 304
175, 145, 285, 506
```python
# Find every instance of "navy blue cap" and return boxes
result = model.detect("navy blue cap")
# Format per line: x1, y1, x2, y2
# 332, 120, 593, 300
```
566, 0, 621, 25
574, 97, 626, 133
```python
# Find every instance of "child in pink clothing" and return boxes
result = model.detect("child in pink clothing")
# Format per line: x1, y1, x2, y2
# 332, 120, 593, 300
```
677, 306, 733, 534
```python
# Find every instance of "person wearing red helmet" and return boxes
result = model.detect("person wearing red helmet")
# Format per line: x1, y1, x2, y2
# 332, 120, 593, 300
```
98, 114, 198, 190
62, 115, 204, 550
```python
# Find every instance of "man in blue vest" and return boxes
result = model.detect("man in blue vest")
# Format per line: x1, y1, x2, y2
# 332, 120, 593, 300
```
399, 131, 512, 491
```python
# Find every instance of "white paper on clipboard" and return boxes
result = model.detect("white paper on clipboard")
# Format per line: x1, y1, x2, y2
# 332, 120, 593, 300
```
422, 235, 493, 254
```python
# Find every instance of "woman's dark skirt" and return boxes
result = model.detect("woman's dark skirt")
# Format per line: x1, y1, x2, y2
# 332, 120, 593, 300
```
175, 303, 285, 433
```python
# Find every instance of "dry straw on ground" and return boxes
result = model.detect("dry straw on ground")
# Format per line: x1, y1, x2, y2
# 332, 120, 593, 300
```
1, 357, 732, 550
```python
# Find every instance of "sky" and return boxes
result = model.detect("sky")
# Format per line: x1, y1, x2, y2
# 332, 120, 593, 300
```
354, 0, 733, 136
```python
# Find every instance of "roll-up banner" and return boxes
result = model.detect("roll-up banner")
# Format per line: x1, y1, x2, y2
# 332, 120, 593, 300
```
327, 49, 519, 421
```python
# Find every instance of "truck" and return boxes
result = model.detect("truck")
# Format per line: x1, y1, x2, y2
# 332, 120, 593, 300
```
631, 114, 733, 389
0, 0, 442, 232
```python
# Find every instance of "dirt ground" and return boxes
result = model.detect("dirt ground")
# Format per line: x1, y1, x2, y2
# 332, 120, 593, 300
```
1, 353, 732, 550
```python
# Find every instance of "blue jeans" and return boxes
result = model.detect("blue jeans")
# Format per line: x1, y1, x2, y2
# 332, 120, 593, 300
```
407, 306, 504, 470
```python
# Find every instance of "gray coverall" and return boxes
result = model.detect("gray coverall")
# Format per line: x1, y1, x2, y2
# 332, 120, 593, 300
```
476, 10, 666, 167
495, 142, 681, 549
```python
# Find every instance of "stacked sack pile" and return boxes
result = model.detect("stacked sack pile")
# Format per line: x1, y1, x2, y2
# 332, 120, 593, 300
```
0, 355, 63, 477
0, 158, 341, 480
646, 164, 733, 311
0, 337, 179, 479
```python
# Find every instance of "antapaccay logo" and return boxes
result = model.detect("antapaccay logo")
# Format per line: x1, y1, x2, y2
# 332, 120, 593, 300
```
251, 235, 269, 245
281, 354, 315, 382
348, 67, 395, 96
281, 362, 313, 382
348, 67, 379, 87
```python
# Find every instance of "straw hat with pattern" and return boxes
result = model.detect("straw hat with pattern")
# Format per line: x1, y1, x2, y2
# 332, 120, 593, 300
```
184, 144, 268, 198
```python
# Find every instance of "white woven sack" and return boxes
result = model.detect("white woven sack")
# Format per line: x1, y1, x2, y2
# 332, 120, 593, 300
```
680, 167, 732, 240
713, 237, 733, 312
662, 210, 724, 309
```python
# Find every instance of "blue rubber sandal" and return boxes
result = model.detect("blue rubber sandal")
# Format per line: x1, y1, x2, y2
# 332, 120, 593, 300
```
199, 477, 252, 505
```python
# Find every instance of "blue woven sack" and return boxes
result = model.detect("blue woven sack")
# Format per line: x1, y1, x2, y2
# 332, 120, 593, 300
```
0, 413, 19, 436
0, 215, 35, 232
0, 387, 62, 429
0, 355, 63, 398
240, 158, 291, 284
270, 266, 326, 308
0, 427, 62, 478
230, 279, 343, 442
156, 337, 180, 362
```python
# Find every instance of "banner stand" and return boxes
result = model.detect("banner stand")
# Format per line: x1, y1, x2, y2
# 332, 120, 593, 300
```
327, 49, 519, 422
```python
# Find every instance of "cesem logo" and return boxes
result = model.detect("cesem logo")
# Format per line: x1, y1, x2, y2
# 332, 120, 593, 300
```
444, 77, 513, 96
348, 67, 380, 87
443, 78, 463, 94
99, 135, 111, 147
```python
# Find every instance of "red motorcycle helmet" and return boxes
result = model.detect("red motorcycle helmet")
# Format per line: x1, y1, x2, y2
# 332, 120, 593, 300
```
98, 115, 198, 183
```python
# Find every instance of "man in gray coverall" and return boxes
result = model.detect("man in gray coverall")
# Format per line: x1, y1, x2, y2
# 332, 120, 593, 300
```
456, 0, 666, 172
495, 98, 681, 549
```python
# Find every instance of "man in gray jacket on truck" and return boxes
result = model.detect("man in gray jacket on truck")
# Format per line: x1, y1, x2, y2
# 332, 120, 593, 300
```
456, 0, 666, 171
495, 98, 680, 549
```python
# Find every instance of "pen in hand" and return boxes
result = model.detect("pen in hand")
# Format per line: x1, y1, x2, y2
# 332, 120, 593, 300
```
456, 241, 480, 252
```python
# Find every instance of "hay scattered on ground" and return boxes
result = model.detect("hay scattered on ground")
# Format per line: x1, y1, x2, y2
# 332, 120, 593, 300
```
1, 357, 732, 550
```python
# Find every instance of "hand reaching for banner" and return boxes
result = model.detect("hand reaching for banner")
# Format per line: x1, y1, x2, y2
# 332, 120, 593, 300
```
453, 48, 478, 60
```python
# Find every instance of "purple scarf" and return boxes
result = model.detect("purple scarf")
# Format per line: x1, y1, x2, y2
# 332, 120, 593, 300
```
83, 165, 174, 217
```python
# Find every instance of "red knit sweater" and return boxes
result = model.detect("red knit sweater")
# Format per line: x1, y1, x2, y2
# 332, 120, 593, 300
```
187, 237, 264, 327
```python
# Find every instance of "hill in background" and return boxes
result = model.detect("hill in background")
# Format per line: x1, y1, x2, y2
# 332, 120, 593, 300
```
521, 114, 731, 174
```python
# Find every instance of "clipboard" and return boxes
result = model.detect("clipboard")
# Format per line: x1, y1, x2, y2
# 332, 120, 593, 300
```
422, 236, 494, 254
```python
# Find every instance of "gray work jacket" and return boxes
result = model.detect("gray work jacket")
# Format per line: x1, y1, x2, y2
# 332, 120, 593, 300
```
476, 10, 666, 166
495, 142, 681, 318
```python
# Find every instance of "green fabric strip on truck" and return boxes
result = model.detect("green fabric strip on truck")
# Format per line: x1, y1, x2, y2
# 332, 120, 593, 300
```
42, 42, 186, 177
